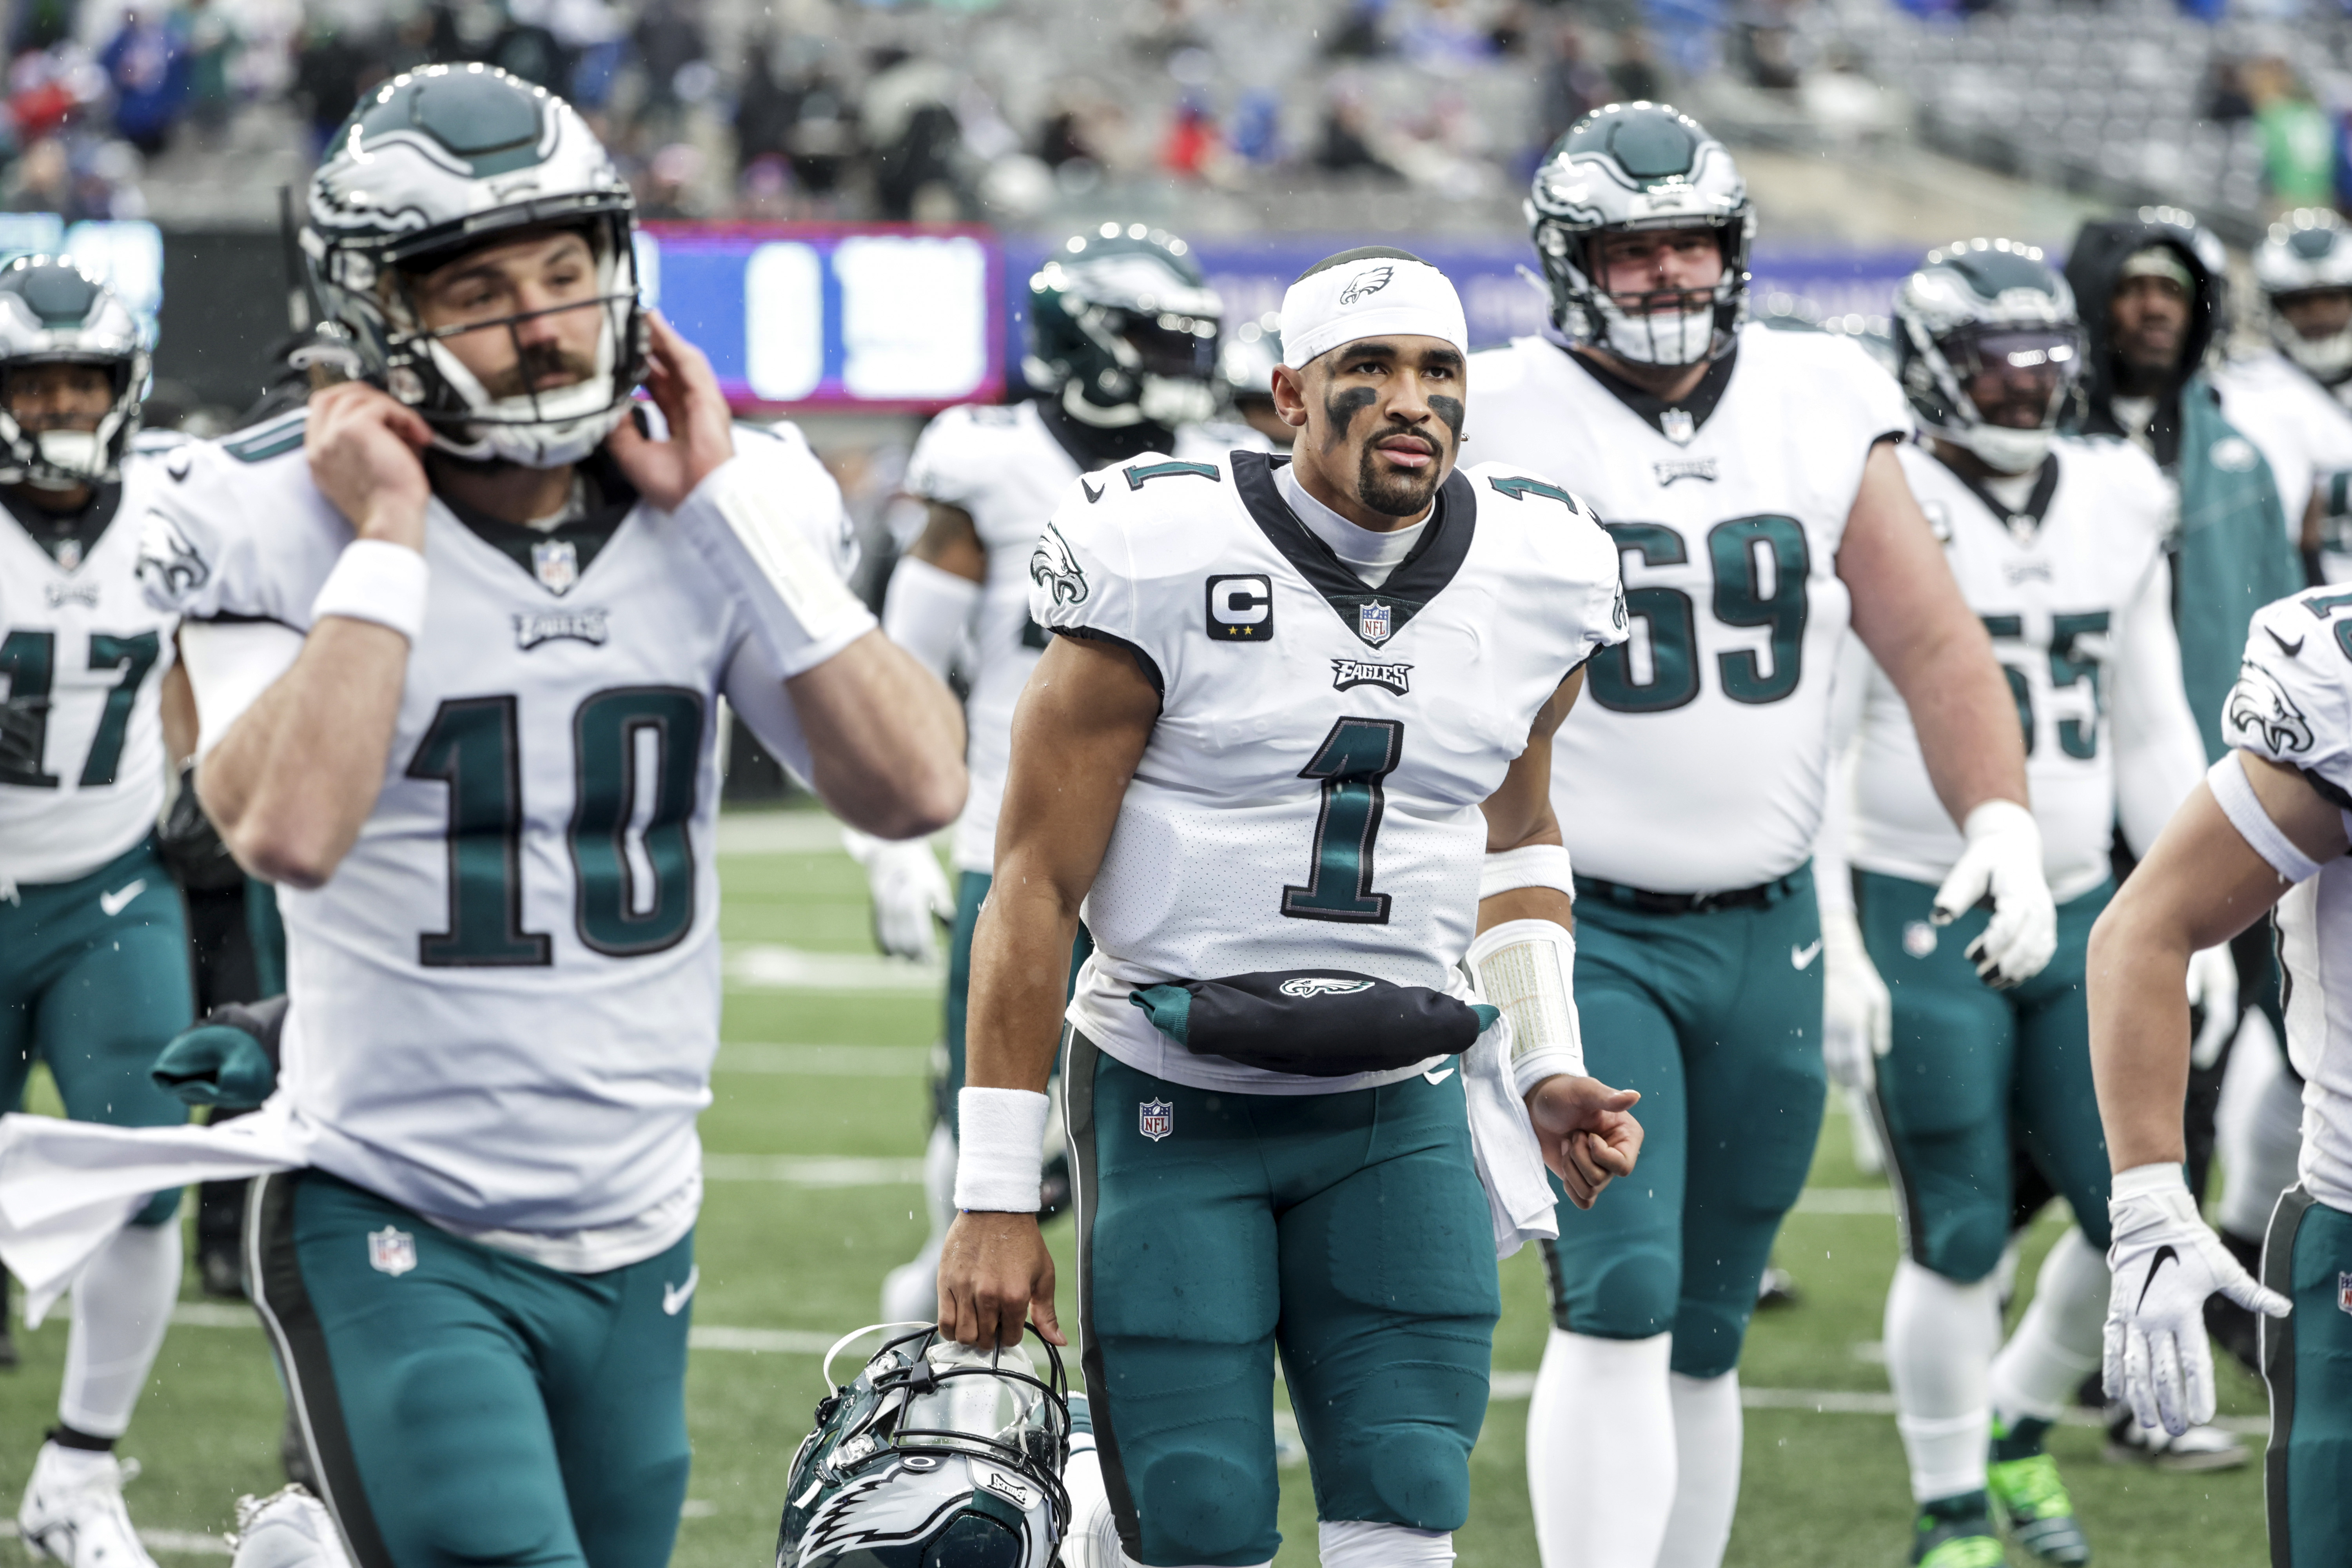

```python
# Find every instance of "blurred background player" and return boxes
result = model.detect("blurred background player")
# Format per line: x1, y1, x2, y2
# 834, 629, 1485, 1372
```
867, 223, 1261, 1325
1819, 241, 2218, 1568
1468, 104, 2047, 1568
1217, 313, 1294, 452
0, 255, 191, 1568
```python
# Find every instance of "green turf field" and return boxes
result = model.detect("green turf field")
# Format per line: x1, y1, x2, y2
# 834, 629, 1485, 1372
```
0, 806, 2270, 1567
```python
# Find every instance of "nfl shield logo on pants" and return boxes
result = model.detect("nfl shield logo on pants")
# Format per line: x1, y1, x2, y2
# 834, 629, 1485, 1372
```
1138, 1100, 1174, 1142
368, 1226, 417, 1278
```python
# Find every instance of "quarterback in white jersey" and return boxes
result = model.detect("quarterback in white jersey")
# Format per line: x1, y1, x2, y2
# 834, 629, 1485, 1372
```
1466, 106, 2044, 1568
2078, 585, 2352, 1564
1823, 243, 2218, 1566
941, 249, 1643, 1568
9, 68, 965, 1568
868, 226, 1262, 1325
0, 258, 196, 1568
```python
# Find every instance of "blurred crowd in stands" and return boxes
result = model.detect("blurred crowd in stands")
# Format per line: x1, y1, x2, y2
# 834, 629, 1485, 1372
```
4, 0, 2352, 232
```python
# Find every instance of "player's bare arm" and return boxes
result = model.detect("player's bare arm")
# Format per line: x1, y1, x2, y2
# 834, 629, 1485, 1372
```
907, 501, 986, 582
1475, 667, 1644, 1205
939, 633, 1158, 1348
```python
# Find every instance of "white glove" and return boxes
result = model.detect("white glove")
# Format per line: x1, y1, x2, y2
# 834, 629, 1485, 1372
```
841, 827, 953, 963
1820, 909, 1890, 1094
2103, 1163, 2290, 1436
2186, 944, 2239, 1070
1931, 799, 2056, 989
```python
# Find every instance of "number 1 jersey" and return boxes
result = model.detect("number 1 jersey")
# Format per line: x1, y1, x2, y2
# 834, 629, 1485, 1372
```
139, 412, 862, 1249
1466, 324, 1912, 893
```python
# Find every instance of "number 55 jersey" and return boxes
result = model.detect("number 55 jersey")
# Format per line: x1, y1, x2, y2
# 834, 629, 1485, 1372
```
1466, 323, 1913, 892
138, 412, 866, 1260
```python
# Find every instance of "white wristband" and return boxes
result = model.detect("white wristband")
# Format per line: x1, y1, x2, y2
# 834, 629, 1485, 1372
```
1470, 916, 1586, 1096
1960, 797, 2038, 844
674, 457, 877, 678
310, 539, 427, 643
2110, 1161, 2190, 1203
2208, 753, 2323, 884
955, 1087, 1051, 1212
1480, 843, 1575, 902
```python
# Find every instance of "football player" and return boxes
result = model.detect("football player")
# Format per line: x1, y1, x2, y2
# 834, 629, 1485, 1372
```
1822, 242, 2221, 1567
939, 249, 1644, 1568
2077, 592, 2352, 1565
2219, 212, 2352, 581
0, 256, 192, 1568
1218, 314, 1296, 450
867, 224, 1258, 1325
1466, 105, 2048, 1568
34, 66, 964, 1568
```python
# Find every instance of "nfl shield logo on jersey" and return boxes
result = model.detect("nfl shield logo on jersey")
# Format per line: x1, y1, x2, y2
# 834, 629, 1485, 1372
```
2339, 1272, 2352, 1314
367, 1226, 417, 1278
532, 539, 580, 595
1138, 1100, 1174, 1142
1357, 601, 1393, 645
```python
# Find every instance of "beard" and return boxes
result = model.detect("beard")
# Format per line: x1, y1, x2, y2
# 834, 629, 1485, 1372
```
1354, 424, 1449, 517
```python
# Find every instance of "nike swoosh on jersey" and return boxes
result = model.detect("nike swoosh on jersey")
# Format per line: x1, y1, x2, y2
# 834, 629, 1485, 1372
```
1790, 940, 1823, 971
2136, 1245, 2180, 1313
2268, 626, 2306, 658
1422, 1067, 1456, 1085
99, 880, 146, 918
1081, 478, 1104, 504
663, 1264, 701, 1316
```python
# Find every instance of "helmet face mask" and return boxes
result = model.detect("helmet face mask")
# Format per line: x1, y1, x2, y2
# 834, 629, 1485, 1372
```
305, 65, 646, 470
1025, 225, 1223, 429
1896, 241, 2083, 475
1526, 103, 1755, 368
777, 1323, 1071, 1568
2256, 210, 2352, 386
0, 257, 147, 492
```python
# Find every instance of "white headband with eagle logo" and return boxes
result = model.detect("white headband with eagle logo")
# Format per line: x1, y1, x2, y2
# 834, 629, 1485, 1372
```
1279, 250, 1469, 369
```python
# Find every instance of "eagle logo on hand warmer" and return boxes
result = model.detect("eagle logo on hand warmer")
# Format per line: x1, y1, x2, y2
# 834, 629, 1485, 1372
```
1029, 523, 1089, 608
2225, 659, 2314, 757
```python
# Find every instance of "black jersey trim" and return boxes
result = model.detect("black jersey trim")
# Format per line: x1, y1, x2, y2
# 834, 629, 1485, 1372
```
2, 480, 122, 569
434, 450, 639, 589
1559, 341, 1739, 440
1229, 450, 1476, 650
1940, 450, 2061, 535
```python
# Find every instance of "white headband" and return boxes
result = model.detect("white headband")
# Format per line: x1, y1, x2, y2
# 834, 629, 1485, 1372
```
1280, 254, 1469, 369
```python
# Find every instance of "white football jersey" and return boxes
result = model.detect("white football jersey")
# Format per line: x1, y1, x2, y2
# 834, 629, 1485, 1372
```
1033, 449, 1624, 1094
2211, 349, 2352, 532
140, 410, 857, 1250
1467, 323, 1912, 892
903, 400, 1260, 873
0, 447, 179, 885
1848, 438, 2190, 900
2221, 590, 2352, 1212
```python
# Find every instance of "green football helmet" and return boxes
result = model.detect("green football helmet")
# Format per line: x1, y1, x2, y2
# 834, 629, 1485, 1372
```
1024, 223, 1222, 428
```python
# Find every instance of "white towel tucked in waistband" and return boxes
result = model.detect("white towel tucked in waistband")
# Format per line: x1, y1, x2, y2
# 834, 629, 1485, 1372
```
1461, 1014, 1559, 1258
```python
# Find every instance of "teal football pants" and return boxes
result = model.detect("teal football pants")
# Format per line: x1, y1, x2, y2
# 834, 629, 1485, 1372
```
942, 869, 1090, 1137
1543, 867, 1826, 1379
0, 840, 191, 1225
1857, 870, 2114, 1279
1068, 1034, 1499, 1567
249, 1171, 693, 1568
2262, 1187, 2352, 1568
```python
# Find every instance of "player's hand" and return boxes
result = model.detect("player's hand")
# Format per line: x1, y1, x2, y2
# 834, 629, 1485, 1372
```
2187, 944, 2239, 1069
306, 381, 433, 550
939, 1210, 1062, 1349
607, 310, 734, 511
842, 827, 954, 963
1821, 909, 1890, 1094
2103, 1163, 2289, 1436
1525, 1074, 1642, 1209
1931, 799, 2056, 989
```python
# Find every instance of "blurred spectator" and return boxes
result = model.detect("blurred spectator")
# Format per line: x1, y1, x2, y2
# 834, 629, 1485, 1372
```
292, 18, 371, 150
1226, 88, 1284, 165
2206, 57, 2255, 122
1733, 0, 1802, 92
1315, 90, 1401, 179
5, 136, 73, 213
9, 0, 75, 56
632, 0, 709, 133
1160, 98, 1221, 180
183, 0, 241, 138
1538, 24, 1608, 149
2249, 57, 2335, 208
102, 5, 191, 156
1326, 0, 1389, 60
1608, 29, 1663, 103
864, 50, 965, 221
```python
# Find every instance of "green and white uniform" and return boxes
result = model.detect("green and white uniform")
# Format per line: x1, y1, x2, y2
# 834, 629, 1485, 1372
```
1466, 322, 1909, 1376
140, 411, 867, 1568
1845, 436, 2201, 1278
1034, 448, 1621, 1566
2, 450, 191, 1225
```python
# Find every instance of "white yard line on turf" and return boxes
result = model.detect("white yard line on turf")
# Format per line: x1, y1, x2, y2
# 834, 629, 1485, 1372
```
714, 812, 854, 856
700, 1154, 926, 1184
1789, 1187, 1896, 1215
722, 943, 943, 992
716, 1042, 931, 1076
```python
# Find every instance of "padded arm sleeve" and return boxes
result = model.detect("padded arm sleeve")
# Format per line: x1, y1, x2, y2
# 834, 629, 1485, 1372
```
881, 555, 981, 682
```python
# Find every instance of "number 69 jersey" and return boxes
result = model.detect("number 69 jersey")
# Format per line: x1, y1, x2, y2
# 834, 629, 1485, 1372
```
1466, 324, 1913, 893
138, 412, 861, 1251
1032, 450, 1624, 1095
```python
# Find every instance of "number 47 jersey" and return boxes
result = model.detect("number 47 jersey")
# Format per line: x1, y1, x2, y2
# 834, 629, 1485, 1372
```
1032, 450, 1624, 1093
138, 413, 863, 1247
1466, 324, 1914, 893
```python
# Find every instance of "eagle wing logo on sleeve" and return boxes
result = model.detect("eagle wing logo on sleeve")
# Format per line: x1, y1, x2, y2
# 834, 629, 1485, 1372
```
134, 511, 210, 601
2224, 659, 2314, 756
1029, 523, 1089, 608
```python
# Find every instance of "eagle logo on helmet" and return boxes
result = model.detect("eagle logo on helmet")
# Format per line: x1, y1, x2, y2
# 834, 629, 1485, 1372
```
2225, 659, 2314, 757
1029, 524, 1089, 608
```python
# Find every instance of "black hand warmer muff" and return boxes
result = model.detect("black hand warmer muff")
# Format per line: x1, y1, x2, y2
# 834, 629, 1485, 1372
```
1129, 970, 1499, 1078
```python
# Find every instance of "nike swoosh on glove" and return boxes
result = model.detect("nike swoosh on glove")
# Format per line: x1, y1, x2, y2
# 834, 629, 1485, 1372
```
1820, 908, 1889, 1094
842, 827, 954, 964
1931, 799, 2056, 989
2186, 944, 2239, 1069
2103, 1162, 2290, 1436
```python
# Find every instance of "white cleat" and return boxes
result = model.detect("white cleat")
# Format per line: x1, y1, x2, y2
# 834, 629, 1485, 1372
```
16, 1442, 161, 1568
229, 1486, 353, 1568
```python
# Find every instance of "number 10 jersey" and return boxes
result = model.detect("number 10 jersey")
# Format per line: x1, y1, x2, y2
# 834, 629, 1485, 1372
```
1466, 324, 1913, 893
